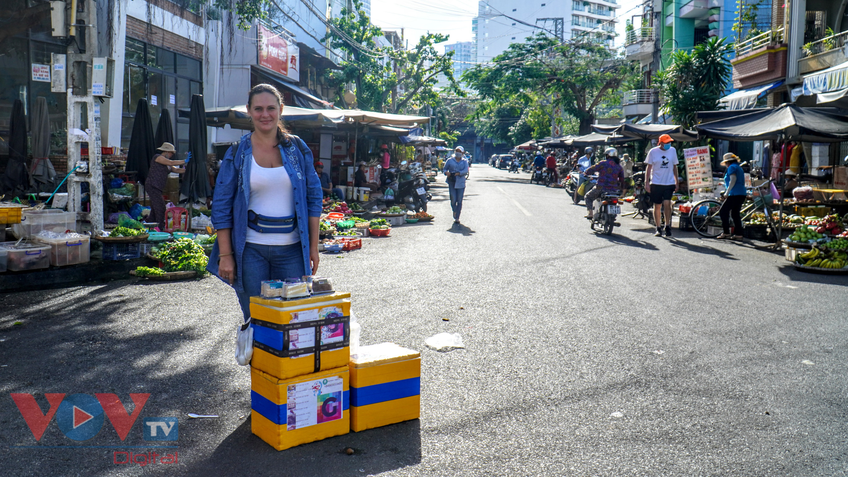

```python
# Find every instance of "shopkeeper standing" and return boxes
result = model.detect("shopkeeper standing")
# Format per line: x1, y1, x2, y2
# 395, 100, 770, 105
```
146, 142, 185, 230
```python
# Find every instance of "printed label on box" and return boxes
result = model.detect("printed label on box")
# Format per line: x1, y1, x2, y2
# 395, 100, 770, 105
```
286, 377, 343, 430
291, 308, 319, 323
288, 327, 316, 351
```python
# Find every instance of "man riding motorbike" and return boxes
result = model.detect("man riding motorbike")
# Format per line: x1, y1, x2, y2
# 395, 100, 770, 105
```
573, 147, 594, 202
533, 150, 546, 170
584, 147, 625, 219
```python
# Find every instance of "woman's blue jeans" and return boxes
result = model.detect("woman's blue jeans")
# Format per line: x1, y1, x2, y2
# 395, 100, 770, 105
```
237, 242, 305, 321
448, 185, 465, 220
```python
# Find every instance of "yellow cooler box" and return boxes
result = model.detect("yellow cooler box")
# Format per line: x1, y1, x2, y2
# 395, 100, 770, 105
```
251, 366, 350, 451
250, 292, 351, 380
349, 343, 421, 432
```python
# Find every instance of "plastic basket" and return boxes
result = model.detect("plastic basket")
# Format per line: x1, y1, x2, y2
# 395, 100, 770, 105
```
752, 194, 774, 208
102, 242, 141, 261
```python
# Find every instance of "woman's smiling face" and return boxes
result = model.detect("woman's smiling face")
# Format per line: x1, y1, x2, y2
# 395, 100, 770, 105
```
248, 92, 281, 134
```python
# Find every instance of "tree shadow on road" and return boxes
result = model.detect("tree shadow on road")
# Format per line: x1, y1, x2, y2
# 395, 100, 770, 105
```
667, 239, 740, 260
776, 265, 848, 285
447, 223, 475, 236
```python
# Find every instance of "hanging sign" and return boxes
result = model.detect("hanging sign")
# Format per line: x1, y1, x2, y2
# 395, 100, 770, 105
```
32, 64, 51, 82
258, 24, 300, 82
684, 146, 713, 191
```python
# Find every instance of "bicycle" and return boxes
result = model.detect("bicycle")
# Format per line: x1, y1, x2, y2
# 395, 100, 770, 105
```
689, 178, 779, 239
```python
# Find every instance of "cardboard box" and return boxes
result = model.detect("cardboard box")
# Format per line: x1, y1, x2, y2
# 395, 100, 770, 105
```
796, 206, 831, 217
251, 366, 349, 451
250, 292, 351, 380
349, 343, 421, 432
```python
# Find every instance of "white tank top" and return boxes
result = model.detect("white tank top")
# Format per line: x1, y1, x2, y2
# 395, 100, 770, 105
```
245, 155, 300, 245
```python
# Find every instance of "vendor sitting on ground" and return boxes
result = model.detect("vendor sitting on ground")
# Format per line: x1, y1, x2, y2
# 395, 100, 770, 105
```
315, 161, 345, 201
354, 162, 380, 192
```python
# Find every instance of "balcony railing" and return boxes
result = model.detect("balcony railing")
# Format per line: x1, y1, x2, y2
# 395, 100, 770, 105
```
802, 29, 848, 58
587, 8, 613, 17
623, 89, 654, 105
625, 27, 654, 46
735, 27, 785, 57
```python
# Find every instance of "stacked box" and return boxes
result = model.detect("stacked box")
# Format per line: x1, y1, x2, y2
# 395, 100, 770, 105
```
250, 366, 350, 451
349, 343, 421, 432
250, 292, 351, 380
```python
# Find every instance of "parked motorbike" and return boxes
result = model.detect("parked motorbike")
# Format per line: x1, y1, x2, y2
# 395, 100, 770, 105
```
589, 191, 621, 236
395, 173, 430, 212
564, 169, 579, 196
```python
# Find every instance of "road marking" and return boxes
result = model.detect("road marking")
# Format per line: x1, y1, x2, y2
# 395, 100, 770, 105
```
497, 186, 532, 216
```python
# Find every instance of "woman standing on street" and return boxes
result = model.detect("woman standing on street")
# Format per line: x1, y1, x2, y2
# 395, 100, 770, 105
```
208, 84, 324, 321
717, 153, 747, 240
443, 145, 469, 224
146, 142, 185, 230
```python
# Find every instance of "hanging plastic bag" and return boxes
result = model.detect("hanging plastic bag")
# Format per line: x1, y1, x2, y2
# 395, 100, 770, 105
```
577, 181, 587, 196
235, 319, 254, 366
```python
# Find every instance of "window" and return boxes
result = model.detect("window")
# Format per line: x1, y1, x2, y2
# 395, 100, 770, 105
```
512, 8, 516, 12
511, 37, 515, 40
541, 3, 546, 5
121, 38, 202, 152
512, 23, 516, 26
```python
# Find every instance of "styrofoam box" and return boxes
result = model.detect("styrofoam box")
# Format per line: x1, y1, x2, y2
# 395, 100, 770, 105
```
34, 235, 90, 267
349, 343, 420, 432
251, 366, 349, 451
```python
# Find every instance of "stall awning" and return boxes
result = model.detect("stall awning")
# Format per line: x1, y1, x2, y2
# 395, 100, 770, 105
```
719, 80, 784, 110
399, 135, 447, 146
251, 66, 334, 109
181, 105, 345, 130
798, 60, 848, 99
336, 110, 430, 126
695, 104, 848, 142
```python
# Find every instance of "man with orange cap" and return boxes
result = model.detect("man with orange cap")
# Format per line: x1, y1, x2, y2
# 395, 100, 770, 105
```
645, 134, 679, 237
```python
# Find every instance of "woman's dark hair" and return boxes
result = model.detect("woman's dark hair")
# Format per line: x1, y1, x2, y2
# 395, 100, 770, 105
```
248, 83, 289, 144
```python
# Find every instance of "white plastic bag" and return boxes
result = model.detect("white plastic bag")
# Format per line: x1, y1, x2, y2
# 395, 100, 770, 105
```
235, 320, 254, 366
424, 333, 464, 352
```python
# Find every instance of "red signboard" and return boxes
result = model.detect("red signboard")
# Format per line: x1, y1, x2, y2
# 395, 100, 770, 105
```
258, 24, 299, 82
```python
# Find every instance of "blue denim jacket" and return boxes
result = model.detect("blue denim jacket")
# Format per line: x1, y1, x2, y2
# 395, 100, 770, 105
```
443, 158, 469, 189
207, 133, 323, 293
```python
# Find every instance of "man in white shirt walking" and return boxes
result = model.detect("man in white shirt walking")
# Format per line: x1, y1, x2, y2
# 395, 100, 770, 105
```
645, 134, 679, 237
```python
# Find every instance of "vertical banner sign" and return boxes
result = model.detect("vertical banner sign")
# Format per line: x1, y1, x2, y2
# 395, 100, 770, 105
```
684, 146, 713, 191
258, 24, 300, 82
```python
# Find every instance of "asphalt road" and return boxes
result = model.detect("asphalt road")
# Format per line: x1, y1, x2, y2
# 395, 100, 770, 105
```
2, 164, 848, 476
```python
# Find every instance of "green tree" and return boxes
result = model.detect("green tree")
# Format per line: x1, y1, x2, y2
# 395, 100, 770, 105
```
654, 37, 732, 128
463, 33, 634, 136
322, 0, 461, 113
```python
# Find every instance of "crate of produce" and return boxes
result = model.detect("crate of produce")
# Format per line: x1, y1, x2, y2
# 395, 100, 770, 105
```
340, 238, 362, 251
0, 247, 7, 272
14, 210, 76, 238
0, 242, 51, 271
250, 292, 352, 380
349, 343, 420, 432
102, 242, 141, 261
251, 366, 349, 451
34, 234, 90, 267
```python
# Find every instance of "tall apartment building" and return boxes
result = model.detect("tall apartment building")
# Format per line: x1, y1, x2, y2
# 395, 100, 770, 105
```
445, 41, 475, 80
473, 0, 619, 63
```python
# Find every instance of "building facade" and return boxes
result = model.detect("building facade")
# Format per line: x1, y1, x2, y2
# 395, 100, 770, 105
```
473, 0, 618, 64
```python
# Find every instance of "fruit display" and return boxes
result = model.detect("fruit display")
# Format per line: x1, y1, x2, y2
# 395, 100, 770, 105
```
323, 201, 353, 215
817, 214, 844, 235
823, 238, 848, 251
787, 225, 830, 244
747, 213, 768, 225
794, 246, 848, 269
411, 211, 433, 221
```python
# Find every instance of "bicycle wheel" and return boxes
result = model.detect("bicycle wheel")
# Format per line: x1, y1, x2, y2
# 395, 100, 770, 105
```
689, 199, 722, 238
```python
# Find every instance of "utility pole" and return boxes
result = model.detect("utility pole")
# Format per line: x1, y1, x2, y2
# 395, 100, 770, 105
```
64, 0, 103, 233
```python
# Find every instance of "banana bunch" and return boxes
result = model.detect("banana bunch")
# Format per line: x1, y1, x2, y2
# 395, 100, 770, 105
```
796, 246, 848, 269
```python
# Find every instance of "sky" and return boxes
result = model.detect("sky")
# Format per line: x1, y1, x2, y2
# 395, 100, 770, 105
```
369, 0, 644, 54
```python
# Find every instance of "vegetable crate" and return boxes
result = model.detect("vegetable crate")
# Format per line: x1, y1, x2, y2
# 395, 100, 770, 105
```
340, 238, 361, 251
102, 242, 141, 261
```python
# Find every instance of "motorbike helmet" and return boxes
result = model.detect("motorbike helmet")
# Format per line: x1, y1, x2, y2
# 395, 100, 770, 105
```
584, 147, 593, 154
604, 147, 618, 158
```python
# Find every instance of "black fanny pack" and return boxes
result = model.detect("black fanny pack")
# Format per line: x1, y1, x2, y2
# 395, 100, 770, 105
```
247, 210, 297, 234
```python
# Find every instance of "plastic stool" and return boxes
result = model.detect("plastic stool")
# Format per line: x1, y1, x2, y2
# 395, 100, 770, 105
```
164, 207, 189, 232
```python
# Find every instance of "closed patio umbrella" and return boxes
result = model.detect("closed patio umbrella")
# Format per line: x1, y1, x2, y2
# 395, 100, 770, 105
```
30, 97, 56, 192
126, 98, 156, 185
1, 99, 29, 195
154, 108, 175, 151
180, 94, 211, 202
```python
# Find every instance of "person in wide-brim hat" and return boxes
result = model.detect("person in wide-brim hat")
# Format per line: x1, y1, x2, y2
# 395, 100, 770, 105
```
146, 142, 186, 230
721, 152, 740, 165
717, 152, 746, 241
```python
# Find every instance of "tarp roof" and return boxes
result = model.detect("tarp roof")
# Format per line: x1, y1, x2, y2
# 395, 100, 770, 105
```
592, 123, 698, 142
719, 81, 783, 110
695, 104, 848, 142
566, 132, 629, 147
399, 135, 447, 146
335, 110, 430, 126
181, 105, 345, 130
